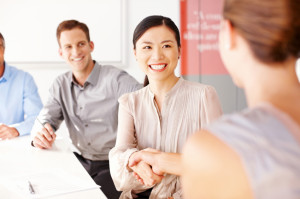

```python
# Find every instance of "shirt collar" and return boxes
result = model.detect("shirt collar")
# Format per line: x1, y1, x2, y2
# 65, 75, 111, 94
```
69, 61, 100, 88
147, 77, 184, 99
0, 62, 10, 83
86, 61, 100, 86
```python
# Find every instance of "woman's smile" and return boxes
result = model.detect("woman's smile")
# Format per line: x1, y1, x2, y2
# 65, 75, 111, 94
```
149, 63, 167, 72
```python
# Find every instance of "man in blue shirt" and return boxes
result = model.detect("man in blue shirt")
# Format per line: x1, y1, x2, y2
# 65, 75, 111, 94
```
0, 32, 43, 139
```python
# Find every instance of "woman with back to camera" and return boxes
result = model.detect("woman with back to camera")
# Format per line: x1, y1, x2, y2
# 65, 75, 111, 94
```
109, 15, 222, 199
181, 0, 300, 198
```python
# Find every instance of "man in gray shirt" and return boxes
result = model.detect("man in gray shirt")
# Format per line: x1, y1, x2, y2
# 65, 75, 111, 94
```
31, 20, 141, 199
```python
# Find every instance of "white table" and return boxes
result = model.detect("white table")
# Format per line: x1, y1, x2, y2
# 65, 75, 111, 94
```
0, 135, 107, 199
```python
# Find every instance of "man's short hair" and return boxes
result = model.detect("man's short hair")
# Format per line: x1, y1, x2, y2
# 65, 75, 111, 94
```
56, 20, 90, 47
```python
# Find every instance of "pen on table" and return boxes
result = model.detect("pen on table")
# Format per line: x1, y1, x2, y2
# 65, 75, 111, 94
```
28, 180, 35, 194
36, 118, 54, 139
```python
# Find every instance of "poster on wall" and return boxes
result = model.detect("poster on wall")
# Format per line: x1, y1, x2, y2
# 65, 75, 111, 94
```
180, 0, 228, 75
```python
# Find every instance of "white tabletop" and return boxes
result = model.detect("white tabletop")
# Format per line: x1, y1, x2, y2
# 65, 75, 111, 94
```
0, 135, 107, 199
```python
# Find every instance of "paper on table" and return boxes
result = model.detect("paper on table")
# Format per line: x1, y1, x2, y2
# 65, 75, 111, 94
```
0, 169, 100, 198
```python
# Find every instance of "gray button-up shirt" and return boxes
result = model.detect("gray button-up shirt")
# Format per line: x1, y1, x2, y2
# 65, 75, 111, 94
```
38, 62, 142, 160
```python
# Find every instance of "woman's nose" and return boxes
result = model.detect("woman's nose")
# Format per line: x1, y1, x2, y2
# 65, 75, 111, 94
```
151, 48, 164, 60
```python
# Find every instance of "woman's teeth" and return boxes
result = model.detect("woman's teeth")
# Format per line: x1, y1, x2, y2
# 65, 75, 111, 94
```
150, 64, 166, 70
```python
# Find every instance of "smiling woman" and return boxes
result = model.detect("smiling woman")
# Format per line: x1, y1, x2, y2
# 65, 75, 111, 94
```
109, 15, 223, 199
134, 26, 180, 89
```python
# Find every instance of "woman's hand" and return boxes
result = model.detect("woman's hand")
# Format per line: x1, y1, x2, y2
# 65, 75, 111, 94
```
129, 151, 164, 186
130, 161, 164, 186
129, 148, 164, 175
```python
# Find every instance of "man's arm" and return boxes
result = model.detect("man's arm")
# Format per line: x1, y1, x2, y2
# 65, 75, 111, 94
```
1, 73, 43, 138
31, 78, 63, 148
16, 73, 43, 135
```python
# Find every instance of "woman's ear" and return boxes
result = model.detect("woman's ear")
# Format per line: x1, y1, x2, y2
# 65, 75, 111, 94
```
221, 19, 235, 50
178, 46, 181, 59
134, 49, 137, 61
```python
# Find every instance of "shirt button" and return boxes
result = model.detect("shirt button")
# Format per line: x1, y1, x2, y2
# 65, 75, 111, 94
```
80, 107, 83, 110
88, 142, 91, 146
85, 124, 88, 127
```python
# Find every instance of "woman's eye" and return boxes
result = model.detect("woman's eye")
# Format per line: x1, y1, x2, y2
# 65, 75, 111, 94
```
163, 44, 171, 48
143, 46, 151, 49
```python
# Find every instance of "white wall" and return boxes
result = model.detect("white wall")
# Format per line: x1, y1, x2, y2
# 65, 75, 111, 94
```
1, 0, 123, 63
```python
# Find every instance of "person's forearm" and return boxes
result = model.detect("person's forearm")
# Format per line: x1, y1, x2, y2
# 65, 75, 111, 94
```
156, 152, 182, 176
14, 116, 36, 136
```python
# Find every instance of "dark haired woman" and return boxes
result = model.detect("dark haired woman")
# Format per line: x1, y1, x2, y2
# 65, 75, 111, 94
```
109, 15, 222, 199
182, 0, 300, 198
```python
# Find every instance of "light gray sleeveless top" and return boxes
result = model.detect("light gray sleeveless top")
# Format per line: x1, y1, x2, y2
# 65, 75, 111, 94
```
206, 103, 300, 199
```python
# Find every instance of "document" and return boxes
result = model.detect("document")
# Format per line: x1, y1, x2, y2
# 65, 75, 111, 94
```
0, 169, 100, 198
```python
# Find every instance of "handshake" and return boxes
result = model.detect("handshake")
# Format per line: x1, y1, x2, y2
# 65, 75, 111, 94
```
128, 148, 181, 191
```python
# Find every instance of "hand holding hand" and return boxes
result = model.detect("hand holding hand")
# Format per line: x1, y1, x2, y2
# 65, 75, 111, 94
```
33, 123, 56, 149
0, 124, 19, 140
129, 148, 164, 175
130, 160, 164, 186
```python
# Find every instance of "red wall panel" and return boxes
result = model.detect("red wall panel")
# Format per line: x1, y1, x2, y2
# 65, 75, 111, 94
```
180, 0, 228, 75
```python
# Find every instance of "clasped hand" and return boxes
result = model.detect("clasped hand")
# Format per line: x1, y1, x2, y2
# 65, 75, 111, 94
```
128, 148, 164, 186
